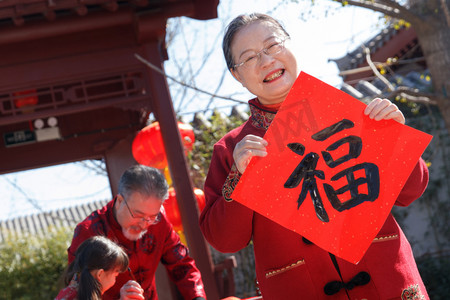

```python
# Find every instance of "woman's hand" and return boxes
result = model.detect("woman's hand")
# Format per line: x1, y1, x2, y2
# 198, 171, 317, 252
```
120, 280, 144, 299
233, 134, 268, 174
364, 98, 405, 125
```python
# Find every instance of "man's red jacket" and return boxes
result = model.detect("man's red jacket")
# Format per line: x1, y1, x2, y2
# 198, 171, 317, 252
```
68, 199, 206, 300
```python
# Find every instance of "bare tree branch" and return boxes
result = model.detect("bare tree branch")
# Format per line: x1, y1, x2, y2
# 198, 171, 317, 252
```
335, 0, 401, 17
362, 44, 438, 105
174, 27, 225, 112
189, 26, 224, 78
205, 68, 228, 112
364, 46, 396, 91
377, 0, 408, 12
76, 160, 107, 176
178, 103, 247, 116
4, 177, 43, 212
3, 177, 73, 223
440, 0, 450, 27
165, 18, 181, 49
338, 56, 426, 76
173, 21, 202, 110
387, 87, 438, 105
335, 0, 426, 25
135, 54, 247, 104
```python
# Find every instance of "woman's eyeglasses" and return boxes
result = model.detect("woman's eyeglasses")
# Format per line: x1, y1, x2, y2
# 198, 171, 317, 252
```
233, 37, 289, 70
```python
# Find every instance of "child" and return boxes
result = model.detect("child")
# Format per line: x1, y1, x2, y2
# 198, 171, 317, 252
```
55, 235, 142, 300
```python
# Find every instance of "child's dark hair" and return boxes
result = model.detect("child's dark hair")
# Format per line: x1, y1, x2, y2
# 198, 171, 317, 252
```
65, 236, 129, 300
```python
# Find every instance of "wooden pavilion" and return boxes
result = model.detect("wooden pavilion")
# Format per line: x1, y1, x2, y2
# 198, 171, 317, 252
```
0, 0, 221, 298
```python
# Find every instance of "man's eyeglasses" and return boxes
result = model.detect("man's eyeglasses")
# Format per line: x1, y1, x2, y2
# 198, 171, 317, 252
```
233, 37, 289, 70
122, 196, 161, 225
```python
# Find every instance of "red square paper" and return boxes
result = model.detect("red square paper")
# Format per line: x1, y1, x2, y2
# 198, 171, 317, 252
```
231, 72, 432, 264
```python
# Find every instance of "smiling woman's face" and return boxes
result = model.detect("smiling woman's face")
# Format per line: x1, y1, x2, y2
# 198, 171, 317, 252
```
230, 20, 299, 105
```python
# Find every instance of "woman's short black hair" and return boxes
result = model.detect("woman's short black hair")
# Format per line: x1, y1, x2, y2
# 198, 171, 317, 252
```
222, 13, 290, 71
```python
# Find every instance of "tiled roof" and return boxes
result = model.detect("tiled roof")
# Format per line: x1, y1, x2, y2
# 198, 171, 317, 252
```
0, 0, 219, 26
331, 25, 401, 72
329, 21, 429, 101
0, 199, 108, 243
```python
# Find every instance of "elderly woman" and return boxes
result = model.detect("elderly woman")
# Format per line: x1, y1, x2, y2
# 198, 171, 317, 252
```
199, 13, 429, 299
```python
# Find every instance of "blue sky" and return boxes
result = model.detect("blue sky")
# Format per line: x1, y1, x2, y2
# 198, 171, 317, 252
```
0, 0, 384, 221
165, 0, 384, 119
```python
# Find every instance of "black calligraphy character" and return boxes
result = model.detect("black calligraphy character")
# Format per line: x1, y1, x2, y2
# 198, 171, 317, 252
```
312, 119, 362, 168
311, 119, 380, 210
323, 163, 380, 211
284, 143, 329, 222
311, 119, 354, 141
321, 136, 363, 168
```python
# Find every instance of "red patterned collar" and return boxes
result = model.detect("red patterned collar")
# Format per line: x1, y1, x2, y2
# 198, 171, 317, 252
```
249, 98, 278, 130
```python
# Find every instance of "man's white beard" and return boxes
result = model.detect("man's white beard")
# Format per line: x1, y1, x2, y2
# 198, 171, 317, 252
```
123, 227, 147, 241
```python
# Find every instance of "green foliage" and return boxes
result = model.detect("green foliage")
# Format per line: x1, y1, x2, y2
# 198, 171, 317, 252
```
188, 111, 247, 189
0, 227, 72, 300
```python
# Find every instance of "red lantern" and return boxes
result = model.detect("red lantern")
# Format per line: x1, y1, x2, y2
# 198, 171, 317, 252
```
163, 187, 206, 232
193, 188, 206, 211
132, 121, 195, 169
164, 188, 182, 231
13, 89, 38, 108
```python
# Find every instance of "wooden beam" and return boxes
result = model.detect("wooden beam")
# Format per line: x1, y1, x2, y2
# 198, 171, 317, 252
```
142, 40, 220, 299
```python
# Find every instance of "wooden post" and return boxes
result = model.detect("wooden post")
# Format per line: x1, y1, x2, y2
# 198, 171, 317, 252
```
141, 41, 220, 299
